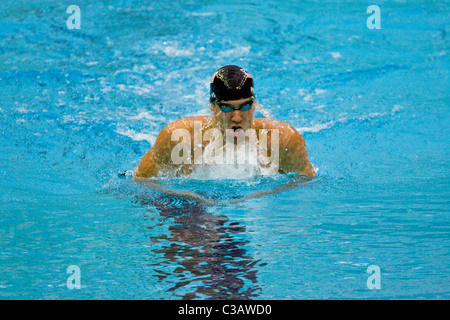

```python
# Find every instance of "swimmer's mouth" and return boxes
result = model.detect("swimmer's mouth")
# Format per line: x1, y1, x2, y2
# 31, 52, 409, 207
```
230, 126, 244, 139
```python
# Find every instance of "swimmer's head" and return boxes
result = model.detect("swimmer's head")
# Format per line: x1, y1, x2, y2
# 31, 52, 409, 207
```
210, 65, 256, 139
210, 65, 254, 102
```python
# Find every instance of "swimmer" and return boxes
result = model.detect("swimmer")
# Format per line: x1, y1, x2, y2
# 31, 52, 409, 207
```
133, 65, 316, 179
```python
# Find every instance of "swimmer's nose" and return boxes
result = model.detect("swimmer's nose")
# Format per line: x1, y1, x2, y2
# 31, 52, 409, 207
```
231, 110, 243, 123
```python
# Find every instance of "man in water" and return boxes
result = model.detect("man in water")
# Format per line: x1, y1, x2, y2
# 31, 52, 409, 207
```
133, 65, 316, 179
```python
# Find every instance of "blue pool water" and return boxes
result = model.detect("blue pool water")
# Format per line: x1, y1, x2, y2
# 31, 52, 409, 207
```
1, 0, 449, 299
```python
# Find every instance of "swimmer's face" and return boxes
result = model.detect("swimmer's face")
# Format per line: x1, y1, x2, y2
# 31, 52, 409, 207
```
210, 98, 255, 139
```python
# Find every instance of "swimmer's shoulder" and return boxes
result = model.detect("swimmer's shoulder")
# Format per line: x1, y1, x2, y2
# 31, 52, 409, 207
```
252, 118, 306, 150
253, 118, 299, 135
163, 116, 213, 133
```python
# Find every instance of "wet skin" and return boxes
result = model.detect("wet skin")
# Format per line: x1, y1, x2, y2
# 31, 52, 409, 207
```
133, 98, 317, 178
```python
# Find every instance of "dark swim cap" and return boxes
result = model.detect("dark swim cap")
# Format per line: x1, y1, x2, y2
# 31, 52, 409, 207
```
210, 65, 254, 102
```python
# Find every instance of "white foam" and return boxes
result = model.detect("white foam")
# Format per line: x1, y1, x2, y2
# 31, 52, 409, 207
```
303, 94, 312, 102
114, 83, 154, 96
126, 111, 164, 121
315, 88, 327, 95
330, 52, 342, 59
115, 128, 156, 145
297, 121, 334, 134
313, 104, 326, 110
191, 12, 216, 17
190, 163, 262, 180
152, 41, 193, 57
217, 46, 251, 58
348, 35, 361, 41
300, 88, 326, 103
162, 46, 193, 57
297, 111, 392, 134
189, 139, 278, 180
16, 107, 32, 113
129, 84, 153, 96
391, 104, 404, 113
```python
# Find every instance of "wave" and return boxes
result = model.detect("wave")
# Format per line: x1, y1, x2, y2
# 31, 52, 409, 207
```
297, 104, 404, 134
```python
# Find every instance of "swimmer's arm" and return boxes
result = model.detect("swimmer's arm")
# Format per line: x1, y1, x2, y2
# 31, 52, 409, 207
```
229, 175, 314, 204
280, 125, 317, 177
133, 125, 173, 179
132, 148, 158, 179
134, 179, 214, 205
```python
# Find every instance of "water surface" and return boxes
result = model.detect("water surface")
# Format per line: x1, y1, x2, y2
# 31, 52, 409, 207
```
0, 0, 449, 299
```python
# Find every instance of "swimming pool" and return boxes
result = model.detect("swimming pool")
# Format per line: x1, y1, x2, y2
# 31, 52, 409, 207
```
0, 0, 449, 299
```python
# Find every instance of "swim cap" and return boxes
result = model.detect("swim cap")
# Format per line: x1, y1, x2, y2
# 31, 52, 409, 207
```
210, 65, 254, 102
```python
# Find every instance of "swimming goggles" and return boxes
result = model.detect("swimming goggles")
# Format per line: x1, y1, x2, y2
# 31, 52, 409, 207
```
215, 99, 254, 112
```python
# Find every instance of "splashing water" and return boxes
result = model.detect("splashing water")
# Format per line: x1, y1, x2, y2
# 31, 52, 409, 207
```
253, 100, 276, 121
189, 136, 278, 180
